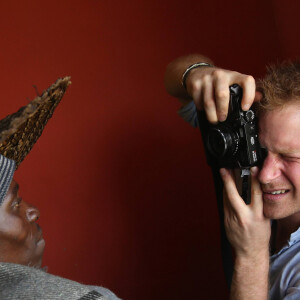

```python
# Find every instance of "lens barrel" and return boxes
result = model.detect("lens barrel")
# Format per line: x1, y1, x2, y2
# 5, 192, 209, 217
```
207, 127, 239, 158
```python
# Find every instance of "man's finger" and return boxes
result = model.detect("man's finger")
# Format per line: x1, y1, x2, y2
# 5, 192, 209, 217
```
223, 189, 234, 228
213, 74, 230, 122
220, 168, 246, 212
203, 82, 218, 124
240, 75, 256, 111
202, 79, 218, 123
190, 79, 203, 110
250, 167, 263, 211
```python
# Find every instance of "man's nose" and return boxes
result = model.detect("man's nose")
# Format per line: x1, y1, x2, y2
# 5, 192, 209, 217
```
258, 152, 281, 184
25, 203, 40, 222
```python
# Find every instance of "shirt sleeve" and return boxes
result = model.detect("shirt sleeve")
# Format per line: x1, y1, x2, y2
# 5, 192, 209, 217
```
177, 101, 199, 128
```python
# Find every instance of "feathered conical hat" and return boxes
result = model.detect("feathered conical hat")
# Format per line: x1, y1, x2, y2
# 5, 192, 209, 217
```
0, 76, 71, 168
0, 76, 71, 204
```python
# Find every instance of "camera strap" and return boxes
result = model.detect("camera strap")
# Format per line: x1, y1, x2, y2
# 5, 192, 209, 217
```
210, 167, 234, 289
240, 169, 251, 205
197, 110, 233, 288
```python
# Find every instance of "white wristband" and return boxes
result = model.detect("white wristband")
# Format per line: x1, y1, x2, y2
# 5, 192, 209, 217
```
181, 62, 214, 90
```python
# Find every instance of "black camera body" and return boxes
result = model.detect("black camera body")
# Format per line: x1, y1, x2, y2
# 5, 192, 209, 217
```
198, 84, 263, 169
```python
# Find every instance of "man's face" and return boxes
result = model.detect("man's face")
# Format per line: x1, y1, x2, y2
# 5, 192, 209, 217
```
0, 179, 45, 267
258, 101, 300, 220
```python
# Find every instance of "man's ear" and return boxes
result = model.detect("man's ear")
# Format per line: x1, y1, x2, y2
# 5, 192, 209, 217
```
254, 91, 263, 102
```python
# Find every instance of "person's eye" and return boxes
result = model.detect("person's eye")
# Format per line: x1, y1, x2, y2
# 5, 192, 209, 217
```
12, 198, 21, 209
281, 155, 300, 162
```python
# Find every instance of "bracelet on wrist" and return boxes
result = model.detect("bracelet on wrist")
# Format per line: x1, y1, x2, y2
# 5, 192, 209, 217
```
181, 62, 214, 90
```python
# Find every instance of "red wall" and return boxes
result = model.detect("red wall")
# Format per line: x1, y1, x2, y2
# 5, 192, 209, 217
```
0, 1, 298, 299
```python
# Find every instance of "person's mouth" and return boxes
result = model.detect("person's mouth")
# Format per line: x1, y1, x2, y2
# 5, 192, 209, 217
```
263, 189, 290, 201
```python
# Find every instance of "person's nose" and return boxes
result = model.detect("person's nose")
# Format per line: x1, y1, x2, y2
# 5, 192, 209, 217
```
25, 203, 40, 222
258, 151, 282, 184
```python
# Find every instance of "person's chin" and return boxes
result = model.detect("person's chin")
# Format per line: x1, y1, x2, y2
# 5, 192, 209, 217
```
263, 191, 291, 218
33, 239, 45, 268
37, 238, 45, 249
263, 204, 289, 219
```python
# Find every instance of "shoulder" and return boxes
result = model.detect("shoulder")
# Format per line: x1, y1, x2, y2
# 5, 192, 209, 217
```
270, 241, 300, 299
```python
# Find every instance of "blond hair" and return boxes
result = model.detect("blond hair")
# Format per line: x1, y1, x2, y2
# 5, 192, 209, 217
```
257, 60, 300, 111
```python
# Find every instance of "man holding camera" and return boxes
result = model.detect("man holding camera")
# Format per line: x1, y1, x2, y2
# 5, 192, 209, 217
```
165, 54, 300, 299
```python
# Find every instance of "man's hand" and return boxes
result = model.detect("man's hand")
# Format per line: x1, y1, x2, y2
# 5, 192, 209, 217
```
220, 167, 271, 299
185, 67, 262, 124
220, 167, 271, 257
164, 54, 262, 124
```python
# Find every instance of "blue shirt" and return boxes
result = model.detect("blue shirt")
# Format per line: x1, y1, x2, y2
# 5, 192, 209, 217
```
177, 101, 199, 128
178, 101, 300, 299
270, 227, 300, 299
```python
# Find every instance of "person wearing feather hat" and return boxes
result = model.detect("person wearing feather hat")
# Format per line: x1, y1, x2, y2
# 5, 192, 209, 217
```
0, 77, 120, 300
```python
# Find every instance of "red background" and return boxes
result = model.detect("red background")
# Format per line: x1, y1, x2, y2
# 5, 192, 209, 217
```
0, 1, 298, 299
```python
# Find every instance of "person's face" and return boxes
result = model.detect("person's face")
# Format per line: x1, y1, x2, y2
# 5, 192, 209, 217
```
258, 101, 300, 220
0, 179, 44, 267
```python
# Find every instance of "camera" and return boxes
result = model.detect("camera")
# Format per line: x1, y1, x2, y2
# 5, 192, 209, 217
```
199, 84, 263, 169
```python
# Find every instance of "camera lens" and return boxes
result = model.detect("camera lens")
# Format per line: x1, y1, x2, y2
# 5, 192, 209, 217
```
207, 127, 239, 158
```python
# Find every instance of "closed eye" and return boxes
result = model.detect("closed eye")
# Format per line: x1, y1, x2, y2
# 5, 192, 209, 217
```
281, 155, 300, 163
